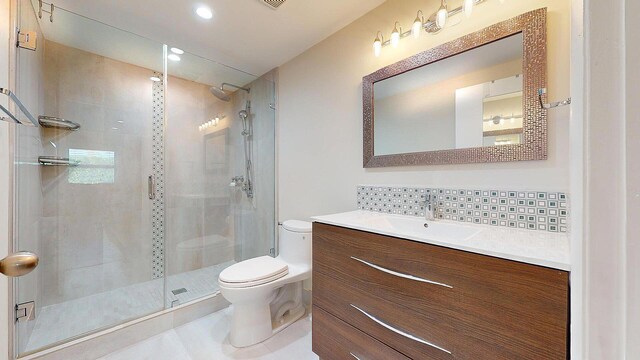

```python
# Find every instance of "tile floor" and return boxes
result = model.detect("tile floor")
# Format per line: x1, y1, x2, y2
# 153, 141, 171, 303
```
26, 261, 235, 352
98, 307, 318, 360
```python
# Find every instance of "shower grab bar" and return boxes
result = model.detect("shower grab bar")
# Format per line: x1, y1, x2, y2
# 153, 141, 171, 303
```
148, 175, 156, 200
0, 88, 39, 126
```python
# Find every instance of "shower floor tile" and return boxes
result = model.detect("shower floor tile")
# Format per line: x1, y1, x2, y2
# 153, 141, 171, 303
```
25, 261, 235, 353
98, 308, 318, 360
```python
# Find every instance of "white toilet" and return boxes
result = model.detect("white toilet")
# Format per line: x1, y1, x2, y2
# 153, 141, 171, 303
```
218, 220, 312, 348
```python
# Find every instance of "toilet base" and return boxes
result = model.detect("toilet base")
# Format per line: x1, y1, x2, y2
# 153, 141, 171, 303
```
227, 282, 306, 348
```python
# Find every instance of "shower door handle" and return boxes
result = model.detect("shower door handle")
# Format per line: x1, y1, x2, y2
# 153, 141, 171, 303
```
148, 175, 156, 200
0, 252, 39, 277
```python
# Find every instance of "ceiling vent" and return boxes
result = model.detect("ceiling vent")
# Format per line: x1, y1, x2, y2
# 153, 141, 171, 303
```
261, 0, 286, 10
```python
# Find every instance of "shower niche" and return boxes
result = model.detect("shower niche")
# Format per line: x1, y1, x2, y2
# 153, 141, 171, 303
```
10, 0, 276, 356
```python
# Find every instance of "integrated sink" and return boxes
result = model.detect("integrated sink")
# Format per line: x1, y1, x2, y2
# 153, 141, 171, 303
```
325, 211, 482, 243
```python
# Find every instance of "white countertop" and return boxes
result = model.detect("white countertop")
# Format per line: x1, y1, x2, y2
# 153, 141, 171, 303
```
311, 210, 570, 271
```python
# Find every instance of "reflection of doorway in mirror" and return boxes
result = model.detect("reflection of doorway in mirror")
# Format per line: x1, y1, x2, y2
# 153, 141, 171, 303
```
481, 75, 524, 146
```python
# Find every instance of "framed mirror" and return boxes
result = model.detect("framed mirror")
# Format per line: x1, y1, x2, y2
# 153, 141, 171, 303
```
363, 9, 547, 167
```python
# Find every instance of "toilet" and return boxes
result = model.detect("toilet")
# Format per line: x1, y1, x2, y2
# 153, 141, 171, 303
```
218, 220, 312, 348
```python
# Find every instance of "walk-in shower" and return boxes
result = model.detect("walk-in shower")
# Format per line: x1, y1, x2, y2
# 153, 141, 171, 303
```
8, 0, 276, 357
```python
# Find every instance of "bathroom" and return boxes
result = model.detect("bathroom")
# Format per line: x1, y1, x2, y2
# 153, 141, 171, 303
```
0, 0, 636, 359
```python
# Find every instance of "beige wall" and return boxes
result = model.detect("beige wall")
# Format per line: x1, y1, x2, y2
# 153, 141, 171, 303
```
625, 0, 640, 355
277, 0, 571, 221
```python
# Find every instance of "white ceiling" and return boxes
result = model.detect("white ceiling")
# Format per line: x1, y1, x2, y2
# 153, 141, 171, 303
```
38, 0, 385, 78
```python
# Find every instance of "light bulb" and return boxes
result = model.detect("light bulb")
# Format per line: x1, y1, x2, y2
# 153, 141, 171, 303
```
196, 6, 213, 19
436, 1, 448, 28
464, 0, 474, 18
373, 32, 383, 57
391, 22, 401, 48
412, 11, 424, 39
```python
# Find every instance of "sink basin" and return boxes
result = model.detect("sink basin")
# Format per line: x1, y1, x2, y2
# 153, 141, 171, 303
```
342, 212, 482, 243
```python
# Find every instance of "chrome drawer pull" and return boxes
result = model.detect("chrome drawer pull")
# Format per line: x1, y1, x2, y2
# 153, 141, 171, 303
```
350, 257, 452, 289
350, 353, 362, 360
350, 304, 452, 355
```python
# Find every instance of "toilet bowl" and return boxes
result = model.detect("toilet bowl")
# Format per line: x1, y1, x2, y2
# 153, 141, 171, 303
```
218, 220, 312, 348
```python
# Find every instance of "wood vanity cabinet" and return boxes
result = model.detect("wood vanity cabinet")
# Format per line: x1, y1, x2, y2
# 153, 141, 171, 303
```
311, 223, 570, 360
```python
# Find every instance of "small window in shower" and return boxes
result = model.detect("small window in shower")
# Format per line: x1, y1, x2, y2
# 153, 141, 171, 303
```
68, 149, 116, 184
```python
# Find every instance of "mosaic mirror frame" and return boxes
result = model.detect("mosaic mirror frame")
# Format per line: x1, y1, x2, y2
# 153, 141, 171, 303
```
363, 8, 548, 168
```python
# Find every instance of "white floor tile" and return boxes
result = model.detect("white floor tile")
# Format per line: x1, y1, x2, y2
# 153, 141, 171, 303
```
100, 309, 317, 360
98, 331, 192, 360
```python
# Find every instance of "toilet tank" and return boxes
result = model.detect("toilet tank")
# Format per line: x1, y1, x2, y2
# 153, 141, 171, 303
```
278, 220, 312, 265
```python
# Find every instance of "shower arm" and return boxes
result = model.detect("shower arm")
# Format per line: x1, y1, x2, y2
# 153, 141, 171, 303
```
221, 83, 250, 94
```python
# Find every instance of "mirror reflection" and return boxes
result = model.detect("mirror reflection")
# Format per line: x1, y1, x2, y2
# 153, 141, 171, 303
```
373, 33, 524, 156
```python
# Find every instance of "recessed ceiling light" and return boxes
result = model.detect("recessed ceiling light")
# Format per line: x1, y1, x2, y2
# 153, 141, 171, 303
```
150, 76, 161, 82
170, 47, 184, 55
167, 54, 181, 62
196, 6, 213, 19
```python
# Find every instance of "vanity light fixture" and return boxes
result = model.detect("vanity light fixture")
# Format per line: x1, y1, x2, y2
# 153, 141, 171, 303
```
436, 0, 448, 29
464, 0, 474, 18
390, 22, 402, 48
199, 115, 224, 131
371, 0, 492, 57
373, 31, 383, 57
412, 11, 424, 39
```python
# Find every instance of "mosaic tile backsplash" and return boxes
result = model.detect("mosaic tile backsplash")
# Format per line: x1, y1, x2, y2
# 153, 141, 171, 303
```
357, 185, 569, 233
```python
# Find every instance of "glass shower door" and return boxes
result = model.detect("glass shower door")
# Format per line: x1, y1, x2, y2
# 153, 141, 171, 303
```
164, 51, 277, 306
12, 0, 166, 356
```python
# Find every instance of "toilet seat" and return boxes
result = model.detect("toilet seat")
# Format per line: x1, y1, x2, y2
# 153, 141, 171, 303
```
219, 256, 289, 288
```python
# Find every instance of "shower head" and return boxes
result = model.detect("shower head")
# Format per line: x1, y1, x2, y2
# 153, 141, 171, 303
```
209, 86, 231, 102
239, 110, 248, 120
209, 83, 250, 102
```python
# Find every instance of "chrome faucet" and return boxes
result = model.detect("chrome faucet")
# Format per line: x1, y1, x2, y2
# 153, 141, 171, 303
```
421, 194, 437, 222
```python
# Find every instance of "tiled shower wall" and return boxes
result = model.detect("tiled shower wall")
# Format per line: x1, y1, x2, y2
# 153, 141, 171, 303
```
357, 185, 569, 232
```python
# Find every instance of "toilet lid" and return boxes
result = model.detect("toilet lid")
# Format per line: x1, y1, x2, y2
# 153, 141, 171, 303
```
282, 220, 312, 233
219, 256, 289, 288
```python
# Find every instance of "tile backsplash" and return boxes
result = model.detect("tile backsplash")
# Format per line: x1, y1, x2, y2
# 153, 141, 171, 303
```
357, 185, 569, 233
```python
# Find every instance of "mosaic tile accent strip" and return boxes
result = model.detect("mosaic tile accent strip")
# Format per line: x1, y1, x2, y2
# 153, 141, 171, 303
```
152, 74, 166, 279
357, 185, 569, 233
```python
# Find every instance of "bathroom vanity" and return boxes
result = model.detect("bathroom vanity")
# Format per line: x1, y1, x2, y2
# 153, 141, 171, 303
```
311, 211, 570, 360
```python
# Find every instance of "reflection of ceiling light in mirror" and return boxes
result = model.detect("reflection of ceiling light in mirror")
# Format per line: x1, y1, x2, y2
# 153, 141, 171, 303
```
150, 76, 161, 82
111, 127, 118, 130
168, 54, 181, 62
170, 47, 184, 55
117, 120, 124, 123
196, 6, 213, 19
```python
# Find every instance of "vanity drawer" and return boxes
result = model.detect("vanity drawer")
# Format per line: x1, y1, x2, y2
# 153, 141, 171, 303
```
313, 223, 568, 319
312, 306, 410, 360
313, 272, 456, 360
